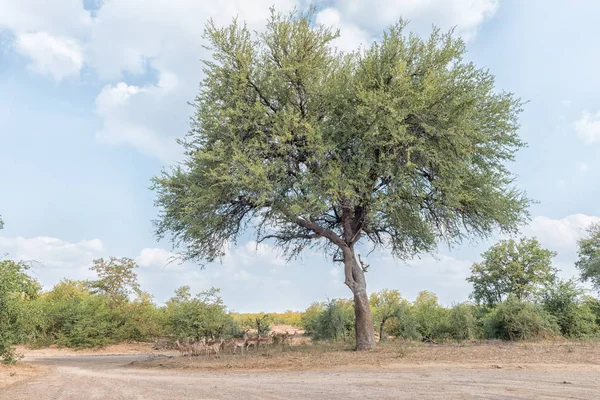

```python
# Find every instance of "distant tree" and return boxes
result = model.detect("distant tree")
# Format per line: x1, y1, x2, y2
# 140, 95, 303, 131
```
369, 289, 403, 341
165, 287, 230, 339
0, 215, 4, 230
152, 8, 530, 349
467, 237, 557, 306
254, 314, 271, 336
576, 223, 600, 292
87, 257, 141, 307
412, 291, 448, 339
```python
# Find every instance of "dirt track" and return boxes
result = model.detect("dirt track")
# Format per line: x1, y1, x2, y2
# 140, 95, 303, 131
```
2, 354, 600, 399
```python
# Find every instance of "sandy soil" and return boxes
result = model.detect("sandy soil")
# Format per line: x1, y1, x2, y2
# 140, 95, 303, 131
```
2, 342, 600, 399
0, 363, 46, 389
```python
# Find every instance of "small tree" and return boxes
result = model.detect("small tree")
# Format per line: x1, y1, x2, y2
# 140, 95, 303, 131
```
540, 279, 597, 337
369, 289, 403, 341
413, 291, 448, 340
87, 257, 141, 308
0, 259, 41, 363
152, 8, 530, 350
165, 287, 230, 339
467, 238, 557, 306
576, 223, 600, 292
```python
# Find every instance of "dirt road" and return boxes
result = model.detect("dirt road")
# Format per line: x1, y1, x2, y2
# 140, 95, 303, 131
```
2, 354, 600, 399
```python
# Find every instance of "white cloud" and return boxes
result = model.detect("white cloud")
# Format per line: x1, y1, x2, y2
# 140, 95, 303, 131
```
561, 99, 571, 106
95, 80, 182, 162
323, 0, 498, 42
0, 0, 90, 36
136, 247, 182, 269
0, 235, 103, 268
524, 214, 600, 253
316, 8, 372, 52
14, 32, 83, 81
574, 110, 600, 144
577, 162, 589, 172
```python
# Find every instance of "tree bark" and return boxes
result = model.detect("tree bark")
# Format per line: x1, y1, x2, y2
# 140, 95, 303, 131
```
343, 246, 375, 350
379, 318, 387, 342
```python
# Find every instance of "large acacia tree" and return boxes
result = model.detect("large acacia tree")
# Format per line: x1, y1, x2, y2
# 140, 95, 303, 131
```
152, 9, 530, 350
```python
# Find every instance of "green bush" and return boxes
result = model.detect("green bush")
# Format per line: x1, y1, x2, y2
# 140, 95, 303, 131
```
164, 287, 231, 339
483, 298, 559, 340
0, 259, 41, 363
540, 280, 598, 338
447, 303, 479, 341
387, 303, 421, 340
311, 299, 355, 341
300, 302, 325, 335
413, 291, 450, 341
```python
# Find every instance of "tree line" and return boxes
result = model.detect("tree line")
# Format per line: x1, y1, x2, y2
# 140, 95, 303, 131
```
1, 225, 599, 364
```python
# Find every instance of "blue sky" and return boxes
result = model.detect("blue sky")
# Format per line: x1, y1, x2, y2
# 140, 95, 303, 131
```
1, 0, 599, 312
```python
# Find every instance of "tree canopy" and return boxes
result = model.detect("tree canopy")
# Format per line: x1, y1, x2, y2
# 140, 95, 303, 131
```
87, 257, 141, 308
576, 223, 600, 292
467, 237, 557, 306
152, 8, 530, 349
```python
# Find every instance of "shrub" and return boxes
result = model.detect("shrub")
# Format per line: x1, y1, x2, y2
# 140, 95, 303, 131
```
483, 298, 559, 340
311, 299, 355, 341
387, 303, 421, 340
165, 287, 231, 339
413, 291, 450, 341
447, 303, 478, 341
300, 302, 325, 335
0, 259, 41, 363
540, 280, 598, 337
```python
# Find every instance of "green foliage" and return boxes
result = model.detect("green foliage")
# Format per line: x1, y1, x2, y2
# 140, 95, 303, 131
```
164, 286, 231, 339
0, 259, 40, 363
482, 298, 559, 340
540, 279, 597, 337
310, 299, 355, 341
87, 257, 141, 307
576, 224, 600, 293
111, 292, 166, 342
40, 280, 117, 348
386, 301, 420, 340
447, 303, 479, 341
300, 302, 325, 335
369, 289, 403, 340
412, 291, 449, 340
583, 296, 600, 326
468, 237, 557, 306
151, 6, 529, 289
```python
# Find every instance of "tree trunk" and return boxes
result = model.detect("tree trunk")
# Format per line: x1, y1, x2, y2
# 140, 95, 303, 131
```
343, 246, 376, 350
379, 318, 387, 342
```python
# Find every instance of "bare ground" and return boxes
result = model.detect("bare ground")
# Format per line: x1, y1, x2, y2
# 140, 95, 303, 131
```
3, 341, 600, 399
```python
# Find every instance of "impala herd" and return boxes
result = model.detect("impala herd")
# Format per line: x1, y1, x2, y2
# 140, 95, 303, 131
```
174, 330, 298, 358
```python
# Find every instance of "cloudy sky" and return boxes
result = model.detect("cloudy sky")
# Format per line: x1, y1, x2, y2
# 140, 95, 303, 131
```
1, 0, 599, 312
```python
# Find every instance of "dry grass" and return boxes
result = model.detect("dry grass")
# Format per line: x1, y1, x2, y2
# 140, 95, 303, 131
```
129, 339, 600, 372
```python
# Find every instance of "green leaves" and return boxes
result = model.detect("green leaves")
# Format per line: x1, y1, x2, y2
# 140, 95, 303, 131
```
87, 257, 141, 307
152, 7, 530, 266
0, 259, 41, 363
467, 237, 557, 306
576, 223, 600, 292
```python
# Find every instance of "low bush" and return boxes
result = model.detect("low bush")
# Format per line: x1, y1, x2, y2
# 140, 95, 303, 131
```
483, 298, 559, 340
